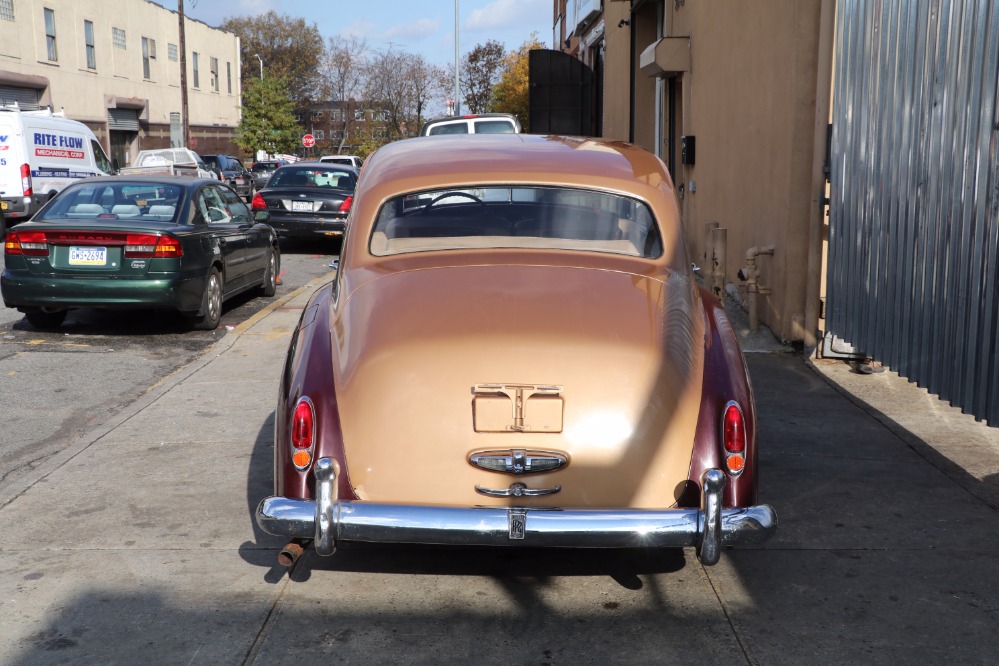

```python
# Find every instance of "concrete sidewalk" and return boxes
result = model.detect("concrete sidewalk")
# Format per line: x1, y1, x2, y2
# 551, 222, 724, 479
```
1, 279, 997, 665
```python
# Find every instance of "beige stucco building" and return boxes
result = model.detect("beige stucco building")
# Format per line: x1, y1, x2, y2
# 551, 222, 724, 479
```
0, 0, 242, 166
556, 0, 834, 346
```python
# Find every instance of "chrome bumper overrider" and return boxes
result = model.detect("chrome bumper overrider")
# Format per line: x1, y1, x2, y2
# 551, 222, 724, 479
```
255, 459, 777, 565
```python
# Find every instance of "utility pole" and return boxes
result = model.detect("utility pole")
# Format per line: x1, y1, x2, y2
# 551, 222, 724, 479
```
454, 0, 460, 115
178, 0, 190, 147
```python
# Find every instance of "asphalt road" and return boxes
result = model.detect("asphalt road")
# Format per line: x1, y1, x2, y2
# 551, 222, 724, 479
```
0, 237, 339, 491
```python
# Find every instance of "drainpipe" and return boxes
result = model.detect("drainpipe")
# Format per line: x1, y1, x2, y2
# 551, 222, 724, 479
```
804, 0, 837, 349
710, 227, 727, 301
739, 245, 775, 331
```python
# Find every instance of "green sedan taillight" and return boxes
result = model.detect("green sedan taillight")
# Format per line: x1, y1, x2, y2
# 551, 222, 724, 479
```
4, 230, 183, 258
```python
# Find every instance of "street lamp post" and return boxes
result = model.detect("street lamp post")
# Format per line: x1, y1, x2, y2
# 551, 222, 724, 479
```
254, 54, 263, 81
454, 0, 460, 115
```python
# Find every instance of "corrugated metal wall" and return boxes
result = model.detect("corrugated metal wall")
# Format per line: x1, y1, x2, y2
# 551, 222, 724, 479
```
828, 0, 999, 426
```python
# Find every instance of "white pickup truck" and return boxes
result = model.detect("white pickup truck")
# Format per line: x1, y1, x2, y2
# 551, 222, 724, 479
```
118, 148, 217, 179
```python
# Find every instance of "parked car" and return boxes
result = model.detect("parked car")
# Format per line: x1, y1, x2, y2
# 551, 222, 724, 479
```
203, 154, 254, 200
1, 177, 279, 330
250, 162, 356, 241
118, 148, 217, 180
250, 160, 285, 190
319, 155, 363, 169
255, 134, 777, 568
420, 113, 522, 136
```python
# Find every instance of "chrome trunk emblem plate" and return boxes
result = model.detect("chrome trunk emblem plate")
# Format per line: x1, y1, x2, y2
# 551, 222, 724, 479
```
508, 509, 527, 539
469, 449, 568, 475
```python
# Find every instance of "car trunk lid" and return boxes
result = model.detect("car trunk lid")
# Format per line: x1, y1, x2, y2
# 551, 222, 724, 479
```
332, 263, 705, 509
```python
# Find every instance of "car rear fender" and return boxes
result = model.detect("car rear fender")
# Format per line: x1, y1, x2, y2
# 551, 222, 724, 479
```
687, 286, 758, 508
275, 282, 356, 500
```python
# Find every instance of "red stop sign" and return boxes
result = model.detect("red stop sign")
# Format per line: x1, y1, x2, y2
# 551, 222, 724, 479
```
302, 134, 316, 148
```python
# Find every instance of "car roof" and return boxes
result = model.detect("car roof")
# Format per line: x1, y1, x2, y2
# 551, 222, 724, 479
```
361, 134, 670, 200
67, 175, 224, 189
276, 161, 358, 172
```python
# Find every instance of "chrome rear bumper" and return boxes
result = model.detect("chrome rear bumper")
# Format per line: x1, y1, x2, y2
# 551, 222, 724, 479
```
255, 459, 777, 565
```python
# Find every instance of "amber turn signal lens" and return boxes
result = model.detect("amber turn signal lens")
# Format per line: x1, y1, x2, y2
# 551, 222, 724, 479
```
292, 450, 312, 468
726, 454, 746, 473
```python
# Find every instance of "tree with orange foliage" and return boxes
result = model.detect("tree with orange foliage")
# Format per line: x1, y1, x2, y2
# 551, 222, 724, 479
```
490, 34, 545, 133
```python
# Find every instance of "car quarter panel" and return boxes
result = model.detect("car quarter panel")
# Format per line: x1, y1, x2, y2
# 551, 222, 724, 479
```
276, 282, 356, 501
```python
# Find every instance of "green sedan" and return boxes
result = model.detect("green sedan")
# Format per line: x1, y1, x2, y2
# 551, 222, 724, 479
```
1, 177, 280, 330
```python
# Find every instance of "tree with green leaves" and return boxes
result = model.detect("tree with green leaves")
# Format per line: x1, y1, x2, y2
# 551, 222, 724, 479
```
491, 35, 545, 132
220, 12, 323, 107
236, 76, 303, 155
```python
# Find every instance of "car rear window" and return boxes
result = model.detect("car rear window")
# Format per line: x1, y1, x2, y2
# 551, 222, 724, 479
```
268, 167, 356, 189
370, 186, 662, 259
252, 162, 280, 172
427, 123, 469, 136
473, 120, 517, 134
36, 182, 183, 223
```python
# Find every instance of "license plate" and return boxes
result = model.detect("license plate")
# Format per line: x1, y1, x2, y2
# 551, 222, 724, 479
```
235, 178, 244, 184
291, 201, 313, 212
69, 246, 108, 266
0, 201, 7, 210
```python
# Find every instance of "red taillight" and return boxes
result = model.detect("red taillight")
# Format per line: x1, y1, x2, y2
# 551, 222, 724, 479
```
291, 398, 316, 470
251, 192, 267, 210
722, 401, 747, 476
338, 196, 353, 213
4, 230, 48, 256
21, 163, 32, 197
723, 402, 746, 453
124, 234, 183, 259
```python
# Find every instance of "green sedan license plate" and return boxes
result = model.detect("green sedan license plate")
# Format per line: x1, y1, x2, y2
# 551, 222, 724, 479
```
69, 246, 108, 266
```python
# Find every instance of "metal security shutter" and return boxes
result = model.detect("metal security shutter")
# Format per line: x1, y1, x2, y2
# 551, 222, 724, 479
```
108, 108, 140, 131
828, 0, 999, 426
0, 85, 40, 110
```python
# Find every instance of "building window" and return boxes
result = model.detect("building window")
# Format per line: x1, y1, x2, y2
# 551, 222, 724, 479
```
210, 57, 219, 91
84, 20, 95, 70
44, 8, 57, 61
141, 37, 155, 79
192, 51, 199, 88
167, 43, 178, 62
0, 0, 14, 22
226, 62, 232, 94
354, 109, 366, 122
112, 27, 126, 50
315, 130, 324, 140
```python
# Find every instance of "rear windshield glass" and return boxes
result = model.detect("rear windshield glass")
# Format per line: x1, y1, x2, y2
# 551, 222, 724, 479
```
370, 186, 662, 258
36, 182, 184, 223
427, 123, 469, 136
268, 167, 356, 189
252, 162, 280, 171
474, 120, 516, 134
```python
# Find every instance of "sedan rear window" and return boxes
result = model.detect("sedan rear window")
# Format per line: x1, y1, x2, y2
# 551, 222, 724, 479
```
36, 182, 183, 223
370, 186, 662, 258
268, 167, 356, 189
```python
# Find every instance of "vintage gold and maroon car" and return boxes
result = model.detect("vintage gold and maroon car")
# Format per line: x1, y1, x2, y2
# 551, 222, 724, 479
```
256, 134, 777, 566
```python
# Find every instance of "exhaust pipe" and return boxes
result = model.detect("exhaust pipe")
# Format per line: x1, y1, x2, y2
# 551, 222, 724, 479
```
278, 538, 309, 567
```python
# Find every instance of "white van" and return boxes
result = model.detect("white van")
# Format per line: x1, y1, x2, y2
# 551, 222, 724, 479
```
420, 113, 522, 136
0, 105, 114, 226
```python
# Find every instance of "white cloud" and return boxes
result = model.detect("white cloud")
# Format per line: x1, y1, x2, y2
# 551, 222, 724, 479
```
466, 0, 547, 32
383, 18, 440, 44
339, 18, 380, 41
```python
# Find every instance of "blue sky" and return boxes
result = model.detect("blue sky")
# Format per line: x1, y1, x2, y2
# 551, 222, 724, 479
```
152, 0, 553, 66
